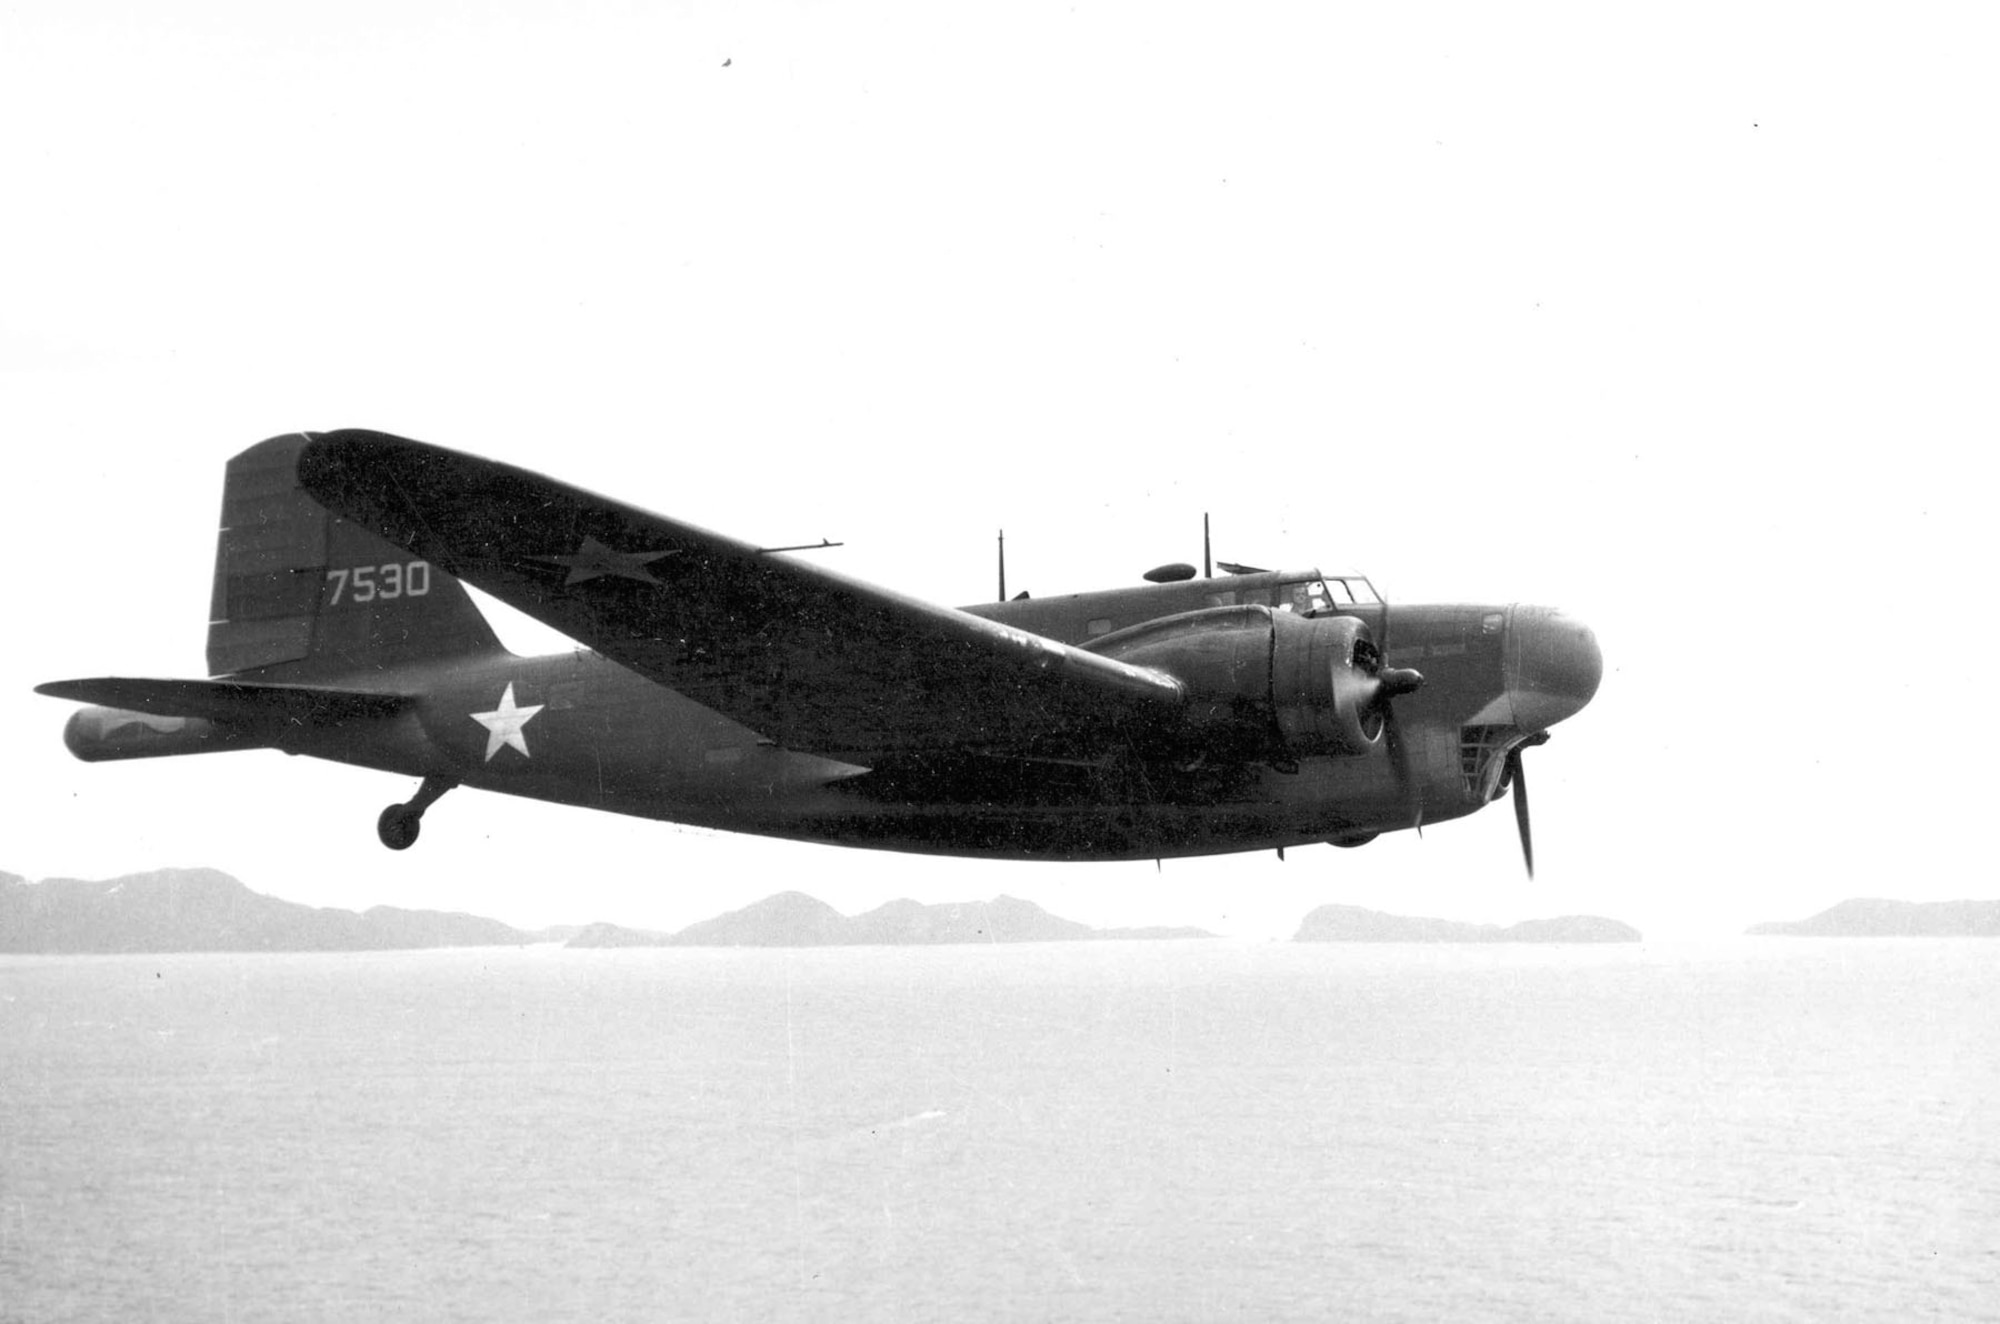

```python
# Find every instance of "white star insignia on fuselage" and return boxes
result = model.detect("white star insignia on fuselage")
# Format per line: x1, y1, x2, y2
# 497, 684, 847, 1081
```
531, 536, 680, 586
470, 682, 545, 761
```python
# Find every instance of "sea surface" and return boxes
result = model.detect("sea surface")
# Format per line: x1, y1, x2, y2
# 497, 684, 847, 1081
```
3, 939, 1995, 1322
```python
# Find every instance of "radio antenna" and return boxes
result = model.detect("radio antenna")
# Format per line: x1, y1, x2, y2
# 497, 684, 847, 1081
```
755, 538, 844, 554
997, 529, 1006, 603
1203, 513, 1213, 578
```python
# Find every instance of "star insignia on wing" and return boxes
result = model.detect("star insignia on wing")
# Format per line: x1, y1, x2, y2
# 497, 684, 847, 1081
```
530, 536, 681, 586
470, 682, 545, 761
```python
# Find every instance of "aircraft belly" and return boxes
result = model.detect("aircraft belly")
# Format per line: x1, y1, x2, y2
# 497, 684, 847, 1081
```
753, 752, 1463, 862
735, 799, 1369, 862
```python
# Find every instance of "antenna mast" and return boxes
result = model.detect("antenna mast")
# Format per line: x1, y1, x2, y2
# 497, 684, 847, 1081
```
997, 529, 1006, 603
1203, 513, 1213, 578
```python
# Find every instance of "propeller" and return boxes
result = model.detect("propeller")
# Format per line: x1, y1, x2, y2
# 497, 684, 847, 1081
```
1502, 733, 1550, 877
1378, 685, 1421, 829
1371, 601, 1425, 828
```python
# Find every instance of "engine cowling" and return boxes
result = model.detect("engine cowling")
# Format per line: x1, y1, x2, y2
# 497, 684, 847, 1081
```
1091, 605, 1388, 758
1269, 608, 1386, 755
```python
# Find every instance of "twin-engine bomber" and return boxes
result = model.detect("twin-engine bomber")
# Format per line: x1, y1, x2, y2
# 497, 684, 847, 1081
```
39, 431, 1601, 870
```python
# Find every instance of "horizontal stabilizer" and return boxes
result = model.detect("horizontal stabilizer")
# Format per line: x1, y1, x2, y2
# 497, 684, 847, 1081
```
36, 677, 409, 727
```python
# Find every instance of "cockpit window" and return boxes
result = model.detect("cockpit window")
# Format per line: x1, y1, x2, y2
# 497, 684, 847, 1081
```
1326, 577, 1379, 605
1273, 576, 1374, 614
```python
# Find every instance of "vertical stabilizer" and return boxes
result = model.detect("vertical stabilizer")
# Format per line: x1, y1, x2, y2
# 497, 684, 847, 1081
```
207, 434, 505, 679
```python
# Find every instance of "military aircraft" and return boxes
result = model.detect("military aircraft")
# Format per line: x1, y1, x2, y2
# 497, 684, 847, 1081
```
37, 431, 1600, 871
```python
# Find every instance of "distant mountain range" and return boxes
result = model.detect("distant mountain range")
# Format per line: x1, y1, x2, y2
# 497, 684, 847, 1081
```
0, 868, 555, 953
1747, 898, 2000, 937
15, 872, 1994, 951
1294, 904, 1641, 943
569, 891, 1215, 947
0, 871, 1210, 953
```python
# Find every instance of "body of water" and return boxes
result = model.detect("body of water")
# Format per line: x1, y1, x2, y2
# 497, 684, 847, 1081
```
3, 939, 1994, 1321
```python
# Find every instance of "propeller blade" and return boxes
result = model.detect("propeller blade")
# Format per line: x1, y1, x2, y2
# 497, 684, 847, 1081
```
1383, 703, 1412, 819
1376, 666, 1425, 828
1505, 733, 1548, 877
1369, 604, 1425, 827
1509, 747, 1534, 878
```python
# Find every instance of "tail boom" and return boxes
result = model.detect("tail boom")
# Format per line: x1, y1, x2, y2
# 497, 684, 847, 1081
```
60, 705, 257, 762
38, 677, 412, 763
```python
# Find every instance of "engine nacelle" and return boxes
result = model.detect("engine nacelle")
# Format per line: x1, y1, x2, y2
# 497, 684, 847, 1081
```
1269, 608, 1385, 755
1091, 605, 1385, 758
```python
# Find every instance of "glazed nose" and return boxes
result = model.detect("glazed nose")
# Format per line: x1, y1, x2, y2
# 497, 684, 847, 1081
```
1504, 606, 1603, 732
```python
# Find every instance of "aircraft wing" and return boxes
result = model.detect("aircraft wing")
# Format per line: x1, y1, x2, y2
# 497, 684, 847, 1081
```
295, 430, 1184, 761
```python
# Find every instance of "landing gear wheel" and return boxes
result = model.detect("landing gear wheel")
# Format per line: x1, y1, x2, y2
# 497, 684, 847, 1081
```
378, 805, 421, 851
375, 776, 458, 851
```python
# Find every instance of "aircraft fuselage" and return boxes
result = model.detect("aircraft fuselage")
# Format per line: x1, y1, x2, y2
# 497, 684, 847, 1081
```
232, 582, 1585, 860
44, 432, 1602, 863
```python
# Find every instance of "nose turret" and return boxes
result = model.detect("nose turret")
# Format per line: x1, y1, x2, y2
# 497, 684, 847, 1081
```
1502, 606, 1602, 732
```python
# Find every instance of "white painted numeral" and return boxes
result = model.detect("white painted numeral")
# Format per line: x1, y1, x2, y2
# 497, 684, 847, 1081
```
326, 562, 432, 606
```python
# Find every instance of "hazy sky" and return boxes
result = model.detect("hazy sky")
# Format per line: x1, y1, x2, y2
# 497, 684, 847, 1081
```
4, 2, 1993, 940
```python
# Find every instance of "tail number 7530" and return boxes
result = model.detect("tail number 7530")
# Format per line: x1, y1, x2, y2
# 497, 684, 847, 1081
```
326, 561, 432, 605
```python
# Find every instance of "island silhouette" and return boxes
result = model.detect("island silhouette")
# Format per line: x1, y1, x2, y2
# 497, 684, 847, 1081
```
6, 869, 1678, 952
1, 870, 1208, 952
568, 891, 1214, 946
1747, 898, 2000, 937
0, 868, 558, 953
1293, 904, 1640, 943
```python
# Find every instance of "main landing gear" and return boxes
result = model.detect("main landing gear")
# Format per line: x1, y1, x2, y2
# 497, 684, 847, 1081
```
377, 776, 459, 850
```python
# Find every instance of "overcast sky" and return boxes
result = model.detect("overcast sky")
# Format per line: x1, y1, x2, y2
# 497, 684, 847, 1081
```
3, 2, 1993, 940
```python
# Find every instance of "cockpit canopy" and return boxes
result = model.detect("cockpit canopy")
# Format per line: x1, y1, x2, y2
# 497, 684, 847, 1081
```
1205, 572, 1382, 620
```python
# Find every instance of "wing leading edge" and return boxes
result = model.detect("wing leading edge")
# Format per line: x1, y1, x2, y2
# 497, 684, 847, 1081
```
294, 430, 1184, 761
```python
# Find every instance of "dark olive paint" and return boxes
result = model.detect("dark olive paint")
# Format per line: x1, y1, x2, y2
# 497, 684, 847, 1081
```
40, 431, 1601, 865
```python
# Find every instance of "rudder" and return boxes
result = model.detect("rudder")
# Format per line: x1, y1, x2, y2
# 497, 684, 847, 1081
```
207, 433, 505, 679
